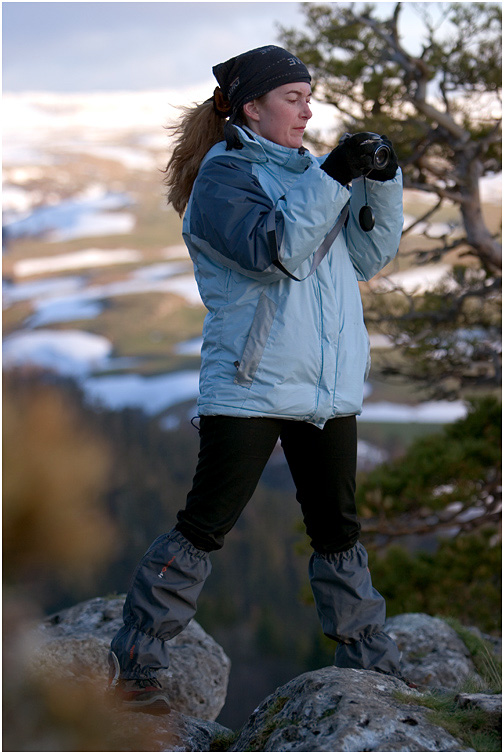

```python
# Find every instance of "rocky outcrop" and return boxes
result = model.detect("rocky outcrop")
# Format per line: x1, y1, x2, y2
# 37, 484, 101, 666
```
31, 596, 230, 722
23, 601, 500, 752
455, 692, 502, 716
229, 667, 471, 752
384, 613, 484, 689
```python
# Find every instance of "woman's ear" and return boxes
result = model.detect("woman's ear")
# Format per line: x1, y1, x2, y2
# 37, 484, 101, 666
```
243, 100, 260, 122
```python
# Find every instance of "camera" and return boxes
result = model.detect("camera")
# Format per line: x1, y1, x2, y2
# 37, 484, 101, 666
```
339, 132, 391, 171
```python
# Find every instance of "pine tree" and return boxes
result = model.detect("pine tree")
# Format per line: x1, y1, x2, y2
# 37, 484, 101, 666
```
280, 2, 501, 397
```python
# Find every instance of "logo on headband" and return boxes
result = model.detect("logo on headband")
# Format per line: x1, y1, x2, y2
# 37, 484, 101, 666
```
228, 76, 240, 96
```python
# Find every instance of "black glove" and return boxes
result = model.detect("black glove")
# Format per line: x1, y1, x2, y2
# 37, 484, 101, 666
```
367, 136, 398, 181
321, 133, 381, 185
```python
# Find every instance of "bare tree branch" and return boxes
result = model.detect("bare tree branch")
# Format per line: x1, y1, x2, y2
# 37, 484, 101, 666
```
402, 199, 444, 237
402, 178, 464, 204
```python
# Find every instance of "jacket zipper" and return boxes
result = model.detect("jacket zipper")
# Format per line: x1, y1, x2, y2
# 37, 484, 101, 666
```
310, 272, 324, 420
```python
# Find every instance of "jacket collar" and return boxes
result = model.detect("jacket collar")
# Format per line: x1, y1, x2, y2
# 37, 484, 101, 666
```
235, 126, 313, 173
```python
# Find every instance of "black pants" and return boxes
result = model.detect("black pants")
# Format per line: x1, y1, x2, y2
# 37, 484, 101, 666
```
176, 415, 361, 554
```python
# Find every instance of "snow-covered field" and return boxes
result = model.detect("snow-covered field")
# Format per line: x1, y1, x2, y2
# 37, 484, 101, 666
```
2, 87, 338, 164
3, 255, 199, 327
5, 88, 498, 430
4, 193, 135, 242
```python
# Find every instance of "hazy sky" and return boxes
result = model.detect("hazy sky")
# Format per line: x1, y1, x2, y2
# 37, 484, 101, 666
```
3, 2, 307, 91
3, 1, 433, 93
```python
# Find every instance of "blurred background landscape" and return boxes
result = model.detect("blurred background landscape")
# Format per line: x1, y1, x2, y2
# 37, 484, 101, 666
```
3, 1, 501, 736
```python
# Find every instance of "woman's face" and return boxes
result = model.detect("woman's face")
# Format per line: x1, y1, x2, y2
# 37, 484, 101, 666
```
243, 82, 312, 149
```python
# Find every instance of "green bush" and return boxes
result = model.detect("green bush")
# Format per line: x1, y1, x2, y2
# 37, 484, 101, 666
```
358, 396, 501, 515
368, 530, 501, 633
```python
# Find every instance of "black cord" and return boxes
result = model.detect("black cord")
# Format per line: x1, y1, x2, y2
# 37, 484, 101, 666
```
359, 177, 375, 232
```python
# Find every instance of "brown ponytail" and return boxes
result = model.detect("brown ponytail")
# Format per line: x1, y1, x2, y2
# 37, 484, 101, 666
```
163, 100, 226, 216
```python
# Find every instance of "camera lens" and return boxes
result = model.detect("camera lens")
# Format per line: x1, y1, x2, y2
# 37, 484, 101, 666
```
373, 145, 390, 170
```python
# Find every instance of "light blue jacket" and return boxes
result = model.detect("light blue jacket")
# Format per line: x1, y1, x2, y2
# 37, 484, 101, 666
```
182, 127, 403, 428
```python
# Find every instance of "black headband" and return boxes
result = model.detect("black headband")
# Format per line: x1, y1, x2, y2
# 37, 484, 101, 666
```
212, 45, 311, 116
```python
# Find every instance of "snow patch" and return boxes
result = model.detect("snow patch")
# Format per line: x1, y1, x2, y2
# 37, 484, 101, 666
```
72, 270, 198, 303
2, 329, 112, 377
49, 211, 135, 241
25, 272, 200, 327
14, 248, 142, 277
3, 276, 85, 306
3, 190, 134, 242
83, 370, 201, 415
174, 337, 203, 356
28, 299, 104, 328
480, 172, 502, 205
404, 220, 457, 238
359, 400, 467, 423
373, 264, 456, 295
369, 334, 394, 349
130, 262, 190, 282
72, 144, 158, 171
3, 184, 39, 213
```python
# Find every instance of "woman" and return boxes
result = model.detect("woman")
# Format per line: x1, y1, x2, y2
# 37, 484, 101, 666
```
109, 45, 404, 712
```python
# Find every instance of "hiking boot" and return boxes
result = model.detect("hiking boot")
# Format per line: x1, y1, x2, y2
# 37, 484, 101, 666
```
108, 651, 170, 713
112, 677, 171, 712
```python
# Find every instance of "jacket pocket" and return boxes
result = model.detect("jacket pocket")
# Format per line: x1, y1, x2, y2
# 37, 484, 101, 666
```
234, 292, 277, 387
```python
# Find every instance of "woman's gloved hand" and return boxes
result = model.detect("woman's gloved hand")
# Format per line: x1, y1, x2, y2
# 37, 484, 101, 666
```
321, 133, 398, 185
321, 133, 380, 186
367, 136, 398, 181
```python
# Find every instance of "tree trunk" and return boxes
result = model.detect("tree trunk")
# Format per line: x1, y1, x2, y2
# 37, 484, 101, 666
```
459, 157, 502, 273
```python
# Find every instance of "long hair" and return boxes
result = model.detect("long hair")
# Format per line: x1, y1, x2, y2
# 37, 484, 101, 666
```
163, 100, 226, 217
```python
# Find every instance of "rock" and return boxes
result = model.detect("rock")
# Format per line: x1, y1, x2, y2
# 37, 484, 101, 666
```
30, 596, 230, 722
172, 715, 235, 753
107, 709, 234, 752
19, 602, 499, 751
229, 667, 472, 752
384, 613, 483, 689
455, 693, 502, 717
